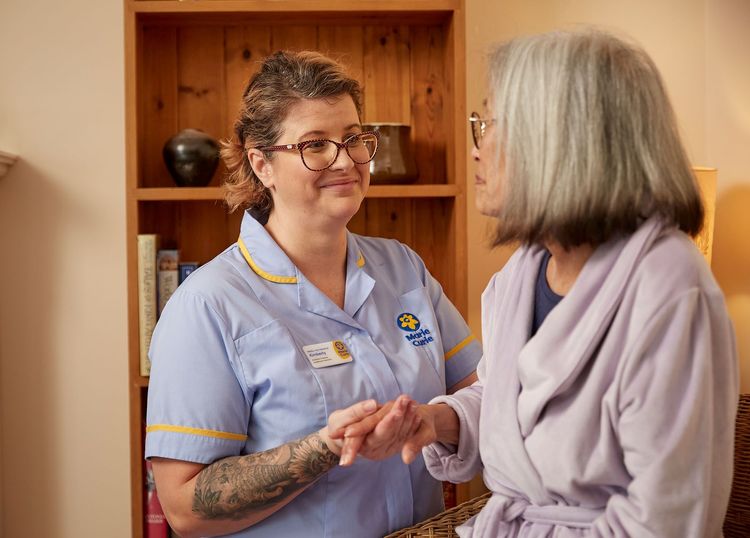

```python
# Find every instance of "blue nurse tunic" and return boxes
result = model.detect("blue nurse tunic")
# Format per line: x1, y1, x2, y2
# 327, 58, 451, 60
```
145, 211, 482, 537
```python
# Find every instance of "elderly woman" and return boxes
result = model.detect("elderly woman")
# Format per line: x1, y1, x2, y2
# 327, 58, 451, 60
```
144, 51, 480, 538
347, 29, 738, 537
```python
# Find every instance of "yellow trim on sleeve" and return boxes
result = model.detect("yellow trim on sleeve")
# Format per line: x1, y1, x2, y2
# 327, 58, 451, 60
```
146, 424, 248, 441
238, 237, 298, 284
356, 252, 365, 267
444, 335, 476, 361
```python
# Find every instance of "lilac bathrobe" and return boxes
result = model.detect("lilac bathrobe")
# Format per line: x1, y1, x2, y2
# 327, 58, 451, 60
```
424, 218, 738, 537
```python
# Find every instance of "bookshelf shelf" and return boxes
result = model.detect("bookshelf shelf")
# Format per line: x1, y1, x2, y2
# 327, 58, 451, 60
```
125, 1, 469, 535
134, 376, 149, 388
133, 184, 461, 201
131, 0, 460, 14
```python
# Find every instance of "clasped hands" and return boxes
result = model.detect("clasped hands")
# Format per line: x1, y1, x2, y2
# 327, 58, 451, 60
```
319, 396, 437, 467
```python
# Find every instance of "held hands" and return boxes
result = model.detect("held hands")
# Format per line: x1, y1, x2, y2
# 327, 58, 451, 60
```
319, 396, 439, 467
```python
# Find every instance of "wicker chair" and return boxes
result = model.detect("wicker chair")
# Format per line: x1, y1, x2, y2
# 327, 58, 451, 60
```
384, 492, 491, 538
386, 394, 750, 538
724, 393, 750, 537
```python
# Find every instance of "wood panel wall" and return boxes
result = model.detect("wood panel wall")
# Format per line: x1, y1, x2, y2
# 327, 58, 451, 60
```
138, 22, 449, 188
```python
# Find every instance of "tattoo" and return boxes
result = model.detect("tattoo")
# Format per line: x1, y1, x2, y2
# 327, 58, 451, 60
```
192, 431, 339, 520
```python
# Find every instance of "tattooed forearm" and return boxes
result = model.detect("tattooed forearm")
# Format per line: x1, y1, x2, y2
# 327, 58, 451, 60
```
192, 431, 339, 520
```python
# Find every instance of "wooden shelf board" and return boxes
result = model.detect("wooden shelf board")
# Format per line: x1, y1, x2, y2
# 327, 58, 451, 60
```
134, 186, 224, 200
133, 184, 460, 201
134, 376, 149, 388
131, 0, 460, 14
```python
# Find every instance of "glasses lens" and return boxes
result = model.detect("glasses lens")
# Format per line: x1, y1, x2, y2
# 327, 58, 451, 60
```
469, 113, 481, 149
346, 133, 378, 164
301, 140, 338, 171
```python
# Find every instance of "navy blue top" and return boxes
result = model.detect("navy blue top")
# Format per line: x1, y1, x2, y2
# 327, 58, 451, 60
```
531, 250, 564, 336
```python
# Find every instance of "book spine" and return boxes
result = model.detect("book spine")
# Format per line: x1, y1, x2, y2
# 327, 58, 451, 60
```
137, 234, 159, 377
144, 460, 170, 538
178, 262, 199, 284
442, 482, 457, 509
157, 249, 180, 316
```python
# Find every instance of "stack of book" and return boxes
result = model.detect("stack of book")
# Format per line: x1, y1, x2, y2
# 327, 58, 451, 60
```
137, 234, 199, 376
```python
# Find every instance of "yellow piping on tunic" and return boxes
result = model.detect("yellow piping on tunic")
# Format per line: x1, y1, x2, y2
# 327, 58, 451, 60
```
445, 335, 476, 361
147, 424, 248, 441
238, 237, 297, 284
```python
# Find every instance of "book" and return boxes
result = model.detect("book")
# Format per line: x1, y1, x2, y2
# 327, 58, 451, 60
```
157, 249, 179, 316
442, 482, 457, 509
144, 460, 169, 538
137, 234, 159, 376
178, 262, 199, 284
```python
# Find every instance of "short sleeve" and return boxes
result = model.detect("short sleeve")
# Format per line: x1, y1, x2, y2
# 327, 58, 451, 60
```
403, 246, 482, 388
145, 290, 251, 464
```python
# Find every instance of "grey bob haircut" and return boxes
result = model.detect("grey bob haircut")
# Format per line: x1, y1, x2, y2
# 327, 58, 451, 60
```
488, 29, 704, 249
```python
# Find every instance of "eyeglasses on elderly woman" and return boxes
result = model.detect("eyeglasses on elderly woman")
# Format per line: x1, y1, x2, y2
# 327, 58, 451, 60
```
256, 131, 379, 172
469, 112, 496, 150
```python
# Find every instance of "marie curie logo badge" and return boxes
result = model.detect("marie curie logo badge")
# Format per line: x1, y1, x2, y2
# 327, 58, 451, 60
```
397, 313, 421, 332
396, 313, 434, 347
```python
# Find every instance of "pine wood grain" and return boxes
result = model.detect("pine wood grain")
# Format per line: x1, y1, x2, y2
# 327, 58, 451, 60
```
177, 26, 226, 186
224, 25, 272, 140
140, 25, 177, 187
411, 25, 447, 184
363, 25, 411, 124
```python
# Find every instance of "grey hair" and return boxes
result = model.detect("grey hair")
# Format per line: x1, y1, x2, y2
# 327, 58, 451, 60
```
488, 29, 703, 248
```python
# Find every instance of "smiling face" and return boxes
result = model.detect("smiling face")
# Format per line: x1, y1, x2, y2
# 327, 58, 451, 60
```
247, 95, 369, 230
471, 105, 506, 218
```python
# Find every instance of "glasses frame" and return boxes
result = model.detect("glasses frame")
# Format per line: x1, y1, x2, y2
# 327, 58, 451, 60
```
256, 130, 380, 172
469, 112, 496, 150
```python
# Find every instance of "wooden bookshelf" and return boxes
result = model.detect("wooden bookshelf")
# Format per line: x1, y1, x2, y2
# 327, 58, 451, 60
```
125, 1, 469, 535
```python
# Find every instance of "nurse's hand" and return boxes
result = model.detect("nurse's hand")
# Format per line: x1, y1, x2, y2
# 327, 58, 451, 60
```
339, 395, 422, 465
318, 399, 380, 461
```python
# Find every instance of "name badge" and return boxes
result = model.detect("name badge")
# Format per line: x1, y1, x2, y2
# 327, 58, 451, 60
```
302, 340, 353, 369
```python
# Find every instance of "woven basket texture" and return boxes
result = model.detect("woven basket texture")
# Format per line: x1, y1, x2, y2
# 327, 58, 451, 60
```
384, 492, 490, 538
724, 394, 750, 537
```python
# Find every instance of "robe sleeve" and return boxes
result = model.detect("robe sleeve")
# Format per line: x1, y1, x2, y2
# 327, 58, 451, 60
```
421, 271, 507, 483
592, 288, 738, 538
421, 357, 486, 483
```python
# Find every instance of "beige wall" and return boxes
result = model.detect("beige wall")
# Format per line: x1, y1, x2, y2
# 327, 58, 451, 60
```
706, 0, 750, 392
0, 0, 747, 536
0, 0, 131, 536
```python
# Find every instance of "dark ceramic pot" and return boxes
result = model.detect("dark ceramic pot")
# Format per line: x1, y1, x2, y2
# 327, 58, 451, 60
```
362, 123, 418, 184
162, 128, 220, 187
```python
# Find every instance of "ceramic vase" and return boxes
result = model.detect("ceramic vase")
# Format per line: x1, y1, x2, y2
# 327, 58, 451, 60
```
162, 128, 220, 187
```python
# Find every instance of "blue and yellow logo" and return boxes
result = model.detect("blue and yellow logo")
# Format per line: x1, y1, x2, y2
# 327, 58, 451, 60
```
397, 312, 434, 347
397, 313, 421, 332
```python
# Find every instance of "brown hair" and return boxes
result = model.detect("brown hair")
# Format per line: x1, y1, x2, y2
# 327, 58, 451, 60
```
486, 29, 703, 249
221, 50, 363, 215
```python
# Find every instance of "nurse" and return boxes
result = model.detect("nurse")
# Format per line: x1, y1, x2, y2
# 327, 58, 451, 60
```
144, 50, 481, 538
